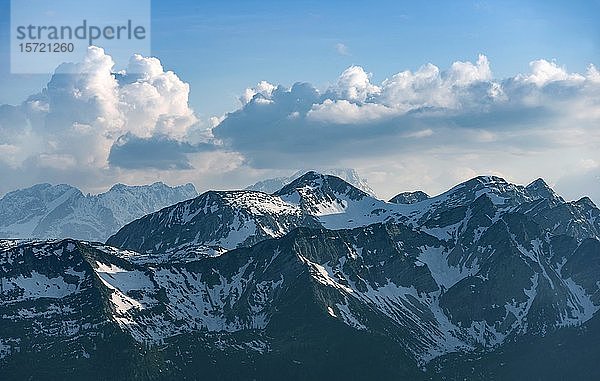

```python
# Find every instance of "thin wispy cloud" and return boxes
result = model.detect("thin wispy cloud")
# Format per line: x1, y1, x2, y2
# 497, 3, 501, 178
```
335, 42, 350, 56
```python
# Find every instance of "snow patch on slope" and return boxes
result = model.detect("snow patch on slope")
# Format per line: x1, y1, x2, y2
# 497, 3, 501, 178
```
418, 246, 478, 289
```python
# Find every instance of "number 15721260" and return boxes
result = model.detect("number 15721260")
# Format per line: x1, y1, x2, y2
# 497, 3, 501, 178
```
18, 42, 75, 53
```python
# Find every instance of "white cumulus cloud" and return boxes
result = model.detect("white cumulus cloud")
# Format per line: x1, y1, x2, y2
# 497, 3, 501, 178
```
0, 47, 219, 195
240, 80, 277, 105
519, 59, 585, 86
212, 55, 600, 203
2, 51, 600, 205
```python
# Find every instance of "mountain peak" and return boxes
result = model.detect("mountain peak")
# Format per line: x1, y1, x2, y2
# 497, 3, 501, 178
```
526, 178, 563, 202
292, 168, 376, 196
271, 171, 373, 218
447, 175, 511, 195
527, 177, 548, 188
575, 196, 597, 209
428, 175, 535, 211
275, 171, 369, 201
274, 171, 327, 191
109, 183, 127, 192
471, 175, 509, 186
1, 182, 82, 207
179, 183, 197, 193
107, 182, 196, 197
110, 182, 167, 192
245, 168, 375, 196
389, 191, 429, 204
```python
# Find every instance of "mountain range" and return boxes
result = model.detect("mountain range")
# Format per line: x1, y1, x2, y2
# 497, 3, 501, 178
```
1, 172, 599, 380
0, 182, 197, 242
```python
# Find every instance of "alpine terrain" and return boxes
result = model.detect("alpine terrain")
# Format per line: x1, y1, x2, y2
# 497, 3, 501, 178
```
0, 182, 197, 242
1, 172, 599, 380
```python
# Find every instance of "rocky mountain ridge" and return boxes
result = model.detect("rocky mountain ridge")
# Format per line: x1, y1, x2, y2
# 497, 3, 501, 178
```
0, 182, 197, 242
1, 172, 599, 379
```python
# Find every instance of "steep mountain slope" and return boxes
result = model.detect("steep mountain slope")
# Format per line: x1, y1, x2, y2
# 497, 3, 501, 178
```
0, 240, 157, 379
3, 208, 600, 378
108, 171, 391, 254
0, 237, 427, 379
430, 312, 600, 380
2, 173, 600, 379
0, 182, 197, 242
106, 189, 322, 256
106, 174, 600, 349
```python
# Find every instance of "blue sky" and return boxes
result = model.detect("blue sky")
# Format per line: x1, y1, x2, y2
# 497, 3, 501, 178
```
0, 0, 599, 202
131, 0, 600, 115
1, 0, 599, 115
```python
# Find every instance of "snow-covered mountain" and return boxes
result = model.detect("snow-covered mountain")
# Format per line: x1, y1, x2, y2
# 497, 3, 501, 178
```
106, 189, 321, 257
0, 182, 197, 242
245, 168, 376, 196
107, 171, 384, 254
2, 172, 600, 379
111, 172, 600, 255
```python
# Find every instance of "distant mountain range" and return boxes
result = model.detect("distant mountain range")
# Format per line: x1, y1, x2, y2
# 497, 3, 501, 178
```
0, 182, 197, 242
1, 172, 599, 380
0, 168, 373, 243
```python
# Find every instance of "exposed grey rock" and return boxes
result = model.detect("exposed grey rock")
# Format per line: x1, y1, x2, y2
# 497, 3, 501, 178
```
389, 191, 430, 204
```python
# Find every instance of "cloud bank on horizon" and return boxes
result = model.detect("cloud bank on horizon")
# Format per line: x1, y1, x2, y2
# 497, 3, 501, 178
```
0, 47, 599, 203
